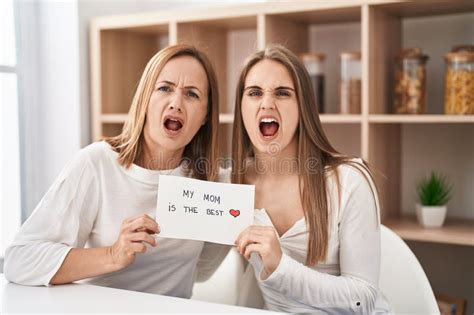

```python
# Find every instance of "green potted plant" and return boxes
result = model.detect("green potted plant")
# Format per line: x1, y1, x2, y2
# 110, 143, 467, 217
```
415, 171, 454, 227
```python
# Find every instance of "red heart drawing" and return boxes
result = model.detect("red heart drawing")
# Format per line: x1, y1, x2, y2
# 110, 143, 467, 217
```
229, 209, 240, 218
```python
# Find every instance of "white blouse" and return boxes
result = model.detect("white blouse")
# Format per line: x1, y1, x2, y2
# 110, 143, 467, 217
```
4, 141, 230, 297
248, 159, 392, 314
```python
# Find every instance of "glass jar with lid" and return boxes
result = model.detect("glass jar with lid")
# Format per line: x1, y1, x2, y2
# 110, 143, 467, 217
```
451, 44, 474, 53
339, 51, 361, 114
444, 51, 474, 115
300, 53, 326, 113
393, 48, 429, 114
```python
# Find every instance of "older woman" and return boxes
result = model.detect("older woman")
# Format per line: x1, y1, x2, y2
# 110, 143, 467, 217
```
4, 45, 229, 298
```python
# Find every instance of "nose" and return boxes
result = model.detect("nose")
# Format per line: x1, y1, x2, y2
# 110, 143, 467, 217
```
169, 93, 183, 112
260, 94, 276, 110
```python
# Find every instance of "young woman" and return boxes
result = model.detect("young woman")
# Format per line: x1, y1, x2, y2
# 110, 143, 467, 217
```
233, 45, 390, 314
4, 45, 229, 298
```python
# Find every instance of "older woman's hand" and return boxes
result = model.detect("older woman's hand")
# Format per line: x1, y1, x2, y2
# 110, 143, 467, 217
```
109, 213, 159, 270
235, 225, 282, 279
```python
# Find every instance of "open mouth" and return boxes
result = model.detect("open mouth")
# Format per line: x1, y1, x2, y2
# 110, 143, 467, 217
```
259, 117, 280, 138
164, 117, 184, 134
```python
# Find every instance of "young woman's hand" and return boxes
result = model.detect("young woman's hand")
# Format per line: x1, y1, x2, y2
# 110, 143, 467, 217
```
108, 214, 160, 270
235, 225, 282, 278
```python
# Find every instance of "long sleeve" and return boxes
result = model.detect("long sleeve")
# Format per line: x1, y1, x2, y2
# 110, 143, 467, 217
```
254, 164, 381, 314
194, 242, 231, 282
4, 150, 100, 286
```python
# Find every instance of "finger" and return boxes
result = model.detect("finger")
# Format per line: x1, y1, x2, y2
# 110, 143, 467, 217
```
235, 225, 265, 246
247, 225, 276, 235
123, 213, 146, 224
125, 216, 159, 234
235, 226, 252, 245
124, 213, 154, 225
243, 243, 264, 260
131, 242, 147, 254
128, 232, 157, 247
240, 232, 268, 253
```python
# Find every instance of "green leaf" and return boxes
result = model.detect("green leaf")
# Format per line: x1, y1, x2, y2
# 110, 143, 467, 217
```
415, 171, 454, 206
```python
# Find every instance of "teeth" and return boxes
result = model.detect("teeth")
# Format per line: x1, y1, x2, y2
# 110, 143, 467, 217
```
168, 118, 179, 122
260, 117, 277, 123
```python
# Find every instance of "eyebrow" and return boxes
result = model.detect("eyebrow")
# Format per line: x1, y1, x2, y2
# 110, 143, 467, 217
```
244, 85, 295, 91
158, 80, 202, 93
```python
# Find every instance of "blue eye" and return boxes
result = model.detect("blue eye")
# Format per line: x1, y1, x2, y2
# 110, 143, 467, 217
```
158, 86, 171, 92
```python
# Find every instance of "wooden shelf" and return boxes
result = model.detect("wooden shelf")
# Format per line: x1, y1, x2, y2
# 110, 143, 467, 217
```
384, 215, 474, 247
219, 114, 363, 124
101, 113, 474, 125
101, 114, 127, 123
219, 113, 234, 124
320, 114, 362, 124
369, 0, 474, 18
91, 0, 474, 224
369, 115, 474, 124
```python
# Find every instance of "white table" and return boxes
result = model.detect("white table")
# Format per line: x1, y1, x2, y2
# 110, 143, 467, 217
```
0, 275, 273, 313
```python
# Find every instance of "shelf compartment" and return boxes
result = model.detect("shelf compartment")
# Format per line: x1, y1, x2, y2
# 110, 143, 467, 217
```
322, 123, 362, 158
263, 7, 362, 114
102, 123, 124, 138
384, 215, 474, 247
366, 4, 474, 115
176, 16, 258, 115
400, 124, 474, 220
100, 26, 169, 115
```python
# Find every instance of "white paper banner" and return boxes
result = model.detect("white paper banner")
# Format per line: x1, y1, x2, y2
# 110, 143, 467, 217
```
156, 175, 255, 245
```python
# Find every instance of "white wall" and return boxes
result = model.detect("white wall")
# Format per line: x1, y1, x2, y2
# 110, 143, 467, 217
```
17, 0, 81, 218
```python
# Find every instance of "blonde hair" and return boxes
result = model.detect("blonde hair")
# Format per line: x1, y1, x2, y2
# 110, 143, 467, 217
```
106, 44, 219, 181
232, 45, 379, 265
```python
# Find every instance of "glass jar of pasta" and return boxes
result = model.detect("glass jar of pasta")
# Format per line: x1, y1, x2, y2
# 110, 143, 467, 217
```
393, 48, 429, 114
451, 44, 474, 53
339, 51, 361, 114
444, 51, 474, 115
300, 52, 326, 113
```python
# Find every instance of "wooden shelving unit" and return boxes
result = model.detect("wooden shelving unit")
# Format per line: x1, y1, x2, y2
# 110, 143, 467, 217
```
90, 0, 474, 246
384, 216, 474, 247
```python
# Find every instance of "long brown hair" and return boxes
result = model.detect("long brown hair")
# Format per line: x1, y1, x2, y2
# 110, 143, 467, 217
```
232, 45, 380, 265
106, 44, 219, 181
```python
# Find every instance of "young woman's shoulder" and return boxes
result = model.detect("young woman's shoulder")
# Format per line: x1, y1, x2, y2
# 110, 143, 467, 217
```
332, 158, 380, 224
332, 158, 374, 189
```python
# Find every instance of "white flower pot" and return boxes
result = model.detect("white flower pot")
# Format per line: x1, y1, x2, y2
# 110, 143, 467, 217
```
415, 204, 447, 227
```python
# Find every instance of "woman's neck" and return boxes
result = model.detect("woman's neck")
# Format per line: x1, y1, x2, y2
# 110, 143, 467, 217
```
136, 137, 184, 171
252, 137, 299, 180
